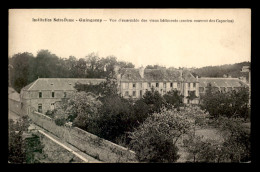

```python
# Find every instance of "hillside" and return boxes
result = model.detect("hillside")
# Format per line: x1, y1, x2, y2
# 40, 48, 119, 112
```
190, 61, 250, 81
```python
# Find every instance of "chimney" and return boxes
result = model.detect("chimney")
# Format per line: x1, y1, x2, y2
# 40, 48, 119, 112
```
139, 66, 144, 78
180, 69, 183, 81
196, 75, 198, 81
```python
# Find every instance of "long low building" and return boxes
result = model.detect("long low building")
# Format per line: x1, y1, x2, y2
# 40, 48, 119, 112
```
20, 78, 105, 115
198, 77, 249, 96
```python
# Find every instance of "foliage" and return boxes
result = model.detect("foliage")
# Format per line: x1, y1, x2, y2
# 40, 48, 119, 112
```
52, 92, 102, 128
192, 61, 250, 80
8, 116, 45, 163
216, 117, 251, 162
163, 90, 184, 109
200, 85, 250, 119
8, 52, 35, 92
74, 82, 188, 144
183, 134, 206, 162
93, 95, 136, 142
132, 99, 150, 124
128, 107, 194, 162
8, 118, 27, 163
54, 117, 67, 126
74, 77, 119, 98
9, 50, 135, 93
145, 65, 166, 69
45, 110, 55, 118
142, 87, 166, 113
183, 133, 228, 163
183, 116, 251, 163
187, 91, 198, 102
74, 78, 152, 143
24, 134, 46, 163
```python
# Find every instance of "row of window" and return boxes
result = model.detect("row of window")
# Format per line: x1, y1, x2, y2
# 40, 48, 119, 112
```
199, 87, 241, 93
124, 90, 141, 97
124, 82, 197, 89
123, 82, 181, 89
38, 91, 67, 98
124, 89, 169, 97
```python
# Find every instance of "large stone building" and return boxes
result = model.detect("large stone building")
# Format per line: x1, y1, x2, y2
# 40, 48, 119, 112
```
20, 78, 105, 115
18, 69, 250, 115
198, 77, 249, 96
114, 66, 200, 104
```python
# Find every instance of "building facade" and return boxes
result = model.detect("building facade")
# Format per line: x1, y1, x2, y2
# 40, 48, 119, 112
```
20, 78, 105, 115
114, 66, 200, 104
198, 77, 249, 96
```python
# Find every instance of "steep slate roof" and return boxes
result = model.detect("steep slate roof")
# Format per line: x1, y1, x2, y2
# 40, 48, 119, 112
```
21, 78, 106, 91
198, 77, 249, 88
182, 70, 197, 82
119, 68, 196, 82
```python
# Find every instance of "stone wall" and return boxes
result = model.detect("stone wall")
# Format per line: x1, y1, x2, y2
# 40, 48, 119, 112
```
29, 111, 137, 163
35, 130, 86, 163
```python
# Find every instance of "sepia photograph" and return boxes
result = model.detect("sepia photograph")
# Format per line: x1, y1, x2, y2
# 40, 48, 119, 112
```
8, 8, 251, 163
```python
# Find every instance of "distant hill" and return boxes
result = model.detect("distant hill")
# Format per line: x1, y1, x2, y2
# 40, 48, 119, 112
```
190, 61, 250, 81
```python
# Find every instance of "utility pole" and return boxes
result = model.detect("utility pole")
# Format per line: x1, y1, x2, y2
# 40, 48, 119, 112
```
241, 66, 251, 107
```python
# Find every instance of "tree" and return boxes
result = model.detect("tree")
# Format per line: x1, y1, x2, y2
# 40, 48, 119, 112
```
187, 91, 198, 104
192, 61, 250, 80
74, 58, 87, 78
216, 117, 251, 162
200, 84, 250, 119
53, 91, 102, 129
85, 53, 101, 78
9, 50, 137, 93
163, 90, 183, 109
74, 76, 151, 143
8, 116, 45, 163
183, 134, 206, 162
74, 76, 119, 98
128, 107, 193, 162
145, 65, 166, 69
34, 50, 60, 78
94, 95, 135, 142
9, 52, 35, 93
183, 115, 251, 163
117, 61, 135, 68
142, 87, 166, 113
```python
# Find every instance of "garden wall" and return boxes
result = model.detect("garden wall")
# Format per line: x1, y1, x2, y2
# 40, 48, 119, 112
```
28, 111, 137, 162
35, 130, 86, 163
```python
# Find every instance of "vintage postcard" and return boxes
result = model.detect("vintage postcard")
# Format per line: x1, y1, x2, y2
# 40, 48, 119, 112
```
8, 9, 251, 163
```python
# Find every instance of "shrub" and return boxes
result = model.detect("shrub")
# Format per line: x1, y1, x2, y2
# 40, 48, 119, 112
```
163, 90, 184, 109
200, 86, 250, 119
45, 110, 55, 118
54, 117, 66, 126
128, 107, 193, 162
142, 87, 166, 113
94, 95, 134, 142
8, 116, 46, 163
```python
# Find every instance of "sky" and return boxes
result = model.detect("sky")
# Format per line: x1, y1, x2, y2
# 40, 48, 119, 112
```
9, 9, 251, 68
